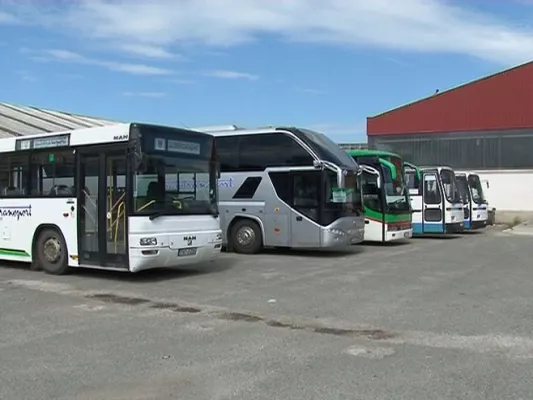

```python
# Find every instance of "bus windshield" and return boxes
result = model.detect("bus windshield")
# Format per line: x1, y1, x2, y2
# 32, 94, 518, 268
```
382, 165, 410, 212
455, 175, 471, 205
133, 126, 218, 217
439, 169, 461, 203
467, 174, 485, 205
323, 170, 363, 224
293, 128, 358, 169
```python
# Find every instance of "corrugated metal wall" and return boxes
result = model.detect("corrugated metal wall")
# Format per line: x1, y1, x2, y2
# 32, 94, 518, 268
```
367, 61, 533, 136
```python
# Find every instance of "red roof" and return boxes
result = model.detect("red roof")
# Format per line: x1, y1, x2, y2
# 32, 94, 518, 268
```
367, 61, 533, 136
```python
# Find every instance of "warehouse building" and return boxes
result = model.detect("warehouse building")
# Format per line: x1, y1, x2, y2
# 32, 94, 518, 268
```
366, 61, 533, 222
0, 102, 115, 137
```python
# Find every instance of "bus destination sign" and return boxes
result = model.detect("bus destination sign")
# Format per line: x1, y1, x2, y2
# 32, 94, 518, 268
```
16, 134, 70, 151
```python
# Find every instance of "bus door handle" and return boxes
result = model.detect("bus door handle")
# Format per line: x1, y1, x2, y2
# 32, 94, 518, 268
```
296, 216, 303, 221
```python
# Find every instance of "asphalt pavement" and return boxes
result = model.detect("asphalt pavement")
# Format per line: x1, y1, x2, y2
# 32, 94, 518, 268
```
1, 226, 532, 400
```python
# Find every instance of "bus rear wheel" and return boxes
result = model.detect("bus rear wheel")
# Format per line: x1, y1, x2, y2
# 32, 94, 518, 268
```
36, 229, 70, 275
231, 220, 262, 254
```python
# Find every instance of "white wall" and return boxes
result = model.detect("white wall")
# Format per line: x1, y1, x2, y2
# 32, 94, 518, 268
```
465, 169, 533, 223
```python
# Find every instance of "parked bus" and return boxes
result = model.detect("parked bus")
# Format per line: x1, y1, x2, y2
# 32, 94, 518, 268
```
404, 164, 464, 235
346, 149, 412, 242
0, 123, 222, 275
455, 172, 488, 230
193, 125, 365, 253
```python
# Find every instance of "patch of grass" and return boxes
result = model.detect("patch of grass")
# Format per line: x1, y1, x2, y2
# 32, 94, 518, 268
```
508, 216, 523, 229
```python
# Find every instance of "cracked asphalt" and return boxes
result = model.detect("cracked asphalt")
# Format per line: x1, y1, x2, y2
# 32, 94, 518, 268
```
1, 226, 532, 400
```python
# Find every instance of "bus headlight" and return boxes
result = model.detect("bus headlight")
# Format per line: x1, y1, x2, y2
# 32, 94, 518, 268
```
140, 237, 158, 246
328, 228, 346, 237
215, 233, 222, 241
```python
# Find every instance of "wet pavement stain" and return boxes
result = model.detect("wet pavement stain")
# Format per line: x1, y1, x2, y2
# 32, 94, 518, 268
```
86, 293, 395, 341
217, 312, 264, 322
265, 320, 305, 330
86, 293, 151, 305
150, 302, 202, 313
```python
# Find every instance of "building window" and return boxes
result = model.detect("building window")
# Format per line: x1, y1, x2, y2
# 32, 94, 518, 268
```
371, 130, 533, 170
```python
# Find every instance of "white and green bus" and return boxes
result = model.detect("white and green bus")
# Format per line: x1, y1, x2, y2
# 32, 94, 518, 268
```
0, 123, 222, 274
346, 149, 412, 242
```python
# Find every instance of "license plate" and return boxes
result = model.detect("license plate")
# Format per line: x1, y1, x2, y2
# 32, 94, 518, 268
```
178, 247, 197, 257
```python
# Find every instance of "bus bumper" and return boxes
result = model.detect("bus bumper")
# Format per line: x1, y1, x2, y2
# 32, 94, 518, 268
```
445, 222, 464, 233
470, 220, 488, 230
128, 230, 223, 272
323, 227, 365, 247
385, 228, 412, 241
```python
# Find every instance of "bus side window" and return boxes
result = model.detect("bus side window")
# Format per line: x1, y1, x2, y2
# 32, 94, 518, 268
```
0, 155, 29, 197
423, 174, 441, 205
30, 151, 75, 196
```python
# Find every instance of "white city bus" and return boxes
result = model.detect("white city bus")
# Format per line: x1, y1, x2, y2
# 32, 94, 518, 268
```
193, 125, 365, 253
0, 123, 222, 274
455, 171, 488, 230
404, 164, 464, 235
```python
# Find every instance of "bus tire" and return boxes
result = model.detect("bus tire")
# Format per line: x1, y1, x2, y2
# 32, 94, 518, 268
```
230, 219, 262, 254
36, 228, 70, 275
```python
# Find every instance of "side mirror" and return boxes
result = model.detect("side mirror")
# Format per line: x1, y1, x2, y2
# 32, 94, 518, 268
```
376, 176, 381, 189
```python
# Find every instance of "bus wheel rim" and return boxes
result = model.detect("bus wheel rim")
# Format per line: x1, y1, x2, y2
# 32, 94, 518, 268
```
236, 226, 255, 247
43, 237, 61, 263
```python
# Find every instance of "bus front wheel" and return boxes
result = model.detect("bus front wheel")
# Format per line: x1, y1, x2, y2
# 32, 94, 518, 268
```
36, 229, 70, 275
230, 220, 262, 254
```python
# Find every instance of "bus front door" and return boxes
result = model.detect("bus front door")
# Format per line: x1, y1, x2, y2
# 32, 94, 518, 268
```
290, 171, 321, 247
421, 172, 445, 234
77, 148, 128, 268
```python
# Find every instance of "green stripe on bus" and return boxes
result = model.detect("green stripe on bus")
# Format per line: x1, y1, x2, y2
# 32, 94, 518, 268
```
364, 207, 411, 224
0, 248, 31, 257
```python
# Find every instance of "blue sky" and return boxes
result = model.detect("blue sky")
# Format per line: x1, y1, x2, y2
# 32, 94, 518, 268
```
1, 0, 533, 143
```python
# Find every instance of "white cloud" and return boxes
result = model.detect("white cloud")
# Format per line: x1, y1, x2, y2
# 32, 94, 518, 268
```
41, 49, 173, 75
118, 43, 178, 59
122, 91, 166, 98
204, 70, 259, 80
0, 11, 18, 24
167, 78, 196, 84
7, 0, 533, 65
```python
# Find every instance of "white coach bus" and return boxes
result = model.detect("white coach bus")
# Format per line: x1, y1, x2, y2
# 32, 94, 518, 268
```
0, 123, 222, 274
193, 125, 366, 253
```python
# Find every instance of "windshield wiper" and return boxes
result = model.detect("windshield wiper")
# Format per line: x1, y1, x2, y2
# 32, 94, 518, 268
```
389, 198, 407, 205
148, 210, 166, 221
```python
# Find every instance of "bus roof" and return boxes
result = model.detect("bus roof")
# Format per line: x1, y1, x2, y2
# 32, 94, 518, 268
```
418, 165, 455, 172
0, 122, 211, 153
192, 125, 296, 137
346, 149, 402, 159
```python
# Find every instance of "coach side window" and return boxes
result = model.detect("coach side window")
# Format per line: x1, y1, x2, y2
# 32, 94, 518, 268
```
0, 155, 30, 197
215, 136, 239, 172
239, 133, 314, 171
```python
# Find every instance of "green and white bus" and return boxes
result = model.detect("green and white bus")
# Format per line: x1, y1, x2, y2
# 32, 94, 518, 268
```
346, 150, 412, 242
